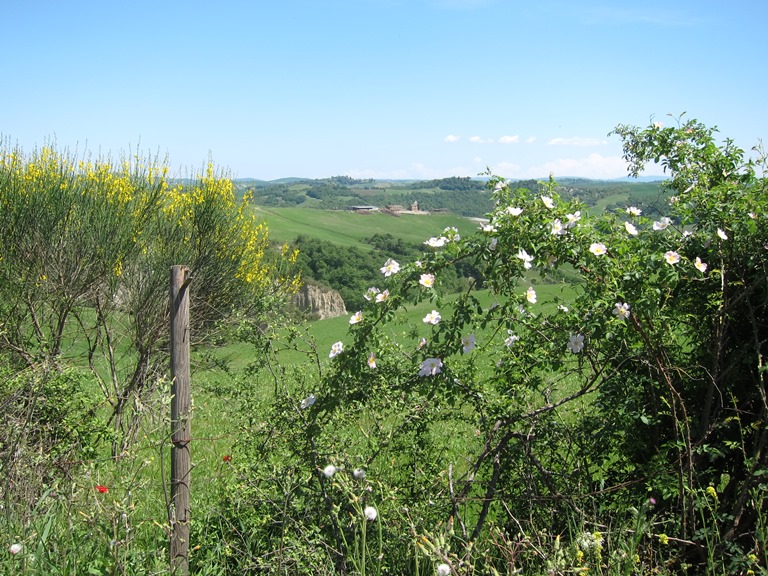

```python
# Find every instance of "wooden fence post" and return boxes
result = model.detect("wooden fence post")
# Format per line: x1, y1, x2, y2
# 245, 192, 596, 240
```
170, 265, 191, 575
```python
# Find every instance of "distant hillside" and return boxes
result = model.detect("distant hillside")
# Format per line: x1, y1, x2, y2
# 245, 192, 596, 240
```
234, 175, 666, 219
248, 176, 668, 311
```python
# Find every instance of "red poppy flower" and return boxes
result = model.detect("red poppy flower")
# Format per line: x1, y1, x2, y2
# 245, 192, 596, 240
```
96, 485, 109, 494
222, 455, 232, 463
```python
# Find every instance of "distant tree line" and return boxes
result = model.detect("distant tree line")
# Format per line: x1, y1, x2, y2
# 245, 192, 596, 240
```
237, 176, 663, 218
403, 176, 486, 191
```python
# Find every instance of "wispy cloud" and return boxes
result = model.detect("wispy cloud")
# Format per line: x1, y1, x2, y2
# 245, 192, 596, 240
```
526, 153, 628, 179
498, 135, 519, 144
525, 136, 537, 144
444, 134, 460, 143
547, 137, 606, 147
469, 136, 496, 143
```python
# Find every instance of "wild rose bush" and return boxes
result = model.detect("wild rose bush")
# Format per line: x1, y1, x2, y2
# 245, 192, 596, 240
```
222, 116, 767, 575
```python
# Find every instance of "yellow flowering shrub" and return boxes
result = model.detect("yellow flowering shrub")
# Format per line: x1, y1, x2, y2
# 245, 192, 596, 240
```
0, 139, 298, 448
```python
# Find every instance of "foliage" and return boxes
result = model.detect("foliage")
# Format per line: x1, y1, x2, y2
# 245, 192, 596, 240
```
240, 177, 562, 217
2, 117, 767, 575
293, 234, 482, 311
0, 364, 108, 505
0, 140, 299, 471
222, 116, 768, 574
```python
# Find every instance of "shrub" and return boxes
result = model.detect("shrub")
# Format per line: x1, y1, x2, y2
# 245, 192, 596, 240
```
225, 116, 767, 574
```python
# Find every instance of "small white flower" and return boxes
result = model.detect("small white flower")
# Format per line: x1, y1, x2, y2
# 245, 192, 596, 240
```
551, 219, 565, 236
419, 357, 443, 376
493, 180, 508, 192
694, 257, 708, 273
437, 563, 451, 576
567, 334, 585, 353
565, 211, 581, 228
380, 258, 400, 276
329, 341, 344, 358
323, 465, 337, 478
516, 249, 534, 269
364, 506, 378, 521
589, 242, 607, 256
417, 337, 427, 350
489, 237, 498, 250
653, 121, 664, 129
748, 211, 757, 219
558, 304, 569, 312
9, 543, 22, 555
624, 221, 638, 236
423, 310, 441, 325
627, 206, 642, 216
419, 273, 435, 288
526, 287, 537, 304
367, 352, 377, 369
504, 331, 520, 347
301, 394, 316, 409
364, 287, 380, 301
653, 217, 672, 231
664, 251, 681, 265
353, 468, 366, 479
480, 222, 497, 233
506, 206, 523, 216
349, 311, 362, 324
375, 289, 389, 303
717, 228, 728, 240
424, 236, 447, 248
541, 195, 555, 209
613, 302, 631, 320
461, 334, 476, 354
443, 226, 460, 241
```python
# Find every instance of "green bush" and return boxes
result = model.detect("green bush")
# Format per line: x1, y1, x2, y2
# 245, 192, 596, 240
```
221, 116, 767, 574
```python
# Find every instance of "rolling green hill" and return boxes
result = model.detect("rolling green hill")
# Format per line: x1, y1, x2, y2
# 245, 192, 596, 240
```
256, 207, 479, 247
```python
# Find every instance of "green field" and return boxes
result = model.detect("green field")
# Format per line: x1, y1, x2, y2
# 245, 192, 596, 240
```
254, 206, 482, 247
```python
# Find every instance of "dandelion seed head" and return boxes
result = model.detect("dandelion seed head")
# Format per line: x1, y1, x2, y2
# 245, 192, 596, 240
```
364, 506, 378, 521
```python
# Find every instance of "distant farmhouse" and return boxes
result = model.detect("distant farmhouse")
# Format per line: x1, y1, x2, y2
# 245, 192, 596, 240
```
347, 200, 429, 215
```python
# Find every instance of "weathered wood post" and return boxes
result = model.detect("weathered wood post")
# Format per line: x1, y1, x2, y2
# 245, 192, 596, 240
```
170, 265, 191, 575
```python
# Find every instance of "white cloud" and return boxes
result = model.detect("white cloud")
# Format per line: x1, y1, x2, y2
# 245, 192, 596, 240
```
498, 135, 519, 144
469, 136, 484, 143
525, 136, 537, 144
444, 134, 460, 143
547, 137, 607, 147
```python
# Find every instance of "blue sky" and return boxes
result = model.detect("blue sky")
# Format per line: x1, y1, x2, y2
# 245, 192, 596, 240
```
2, 0, 766, 181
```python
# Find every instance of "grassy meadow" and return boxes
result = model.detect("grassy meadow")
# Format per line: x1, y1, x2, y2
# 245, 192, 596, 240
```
254, 206, 481, 247
4, 145, 766, 576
